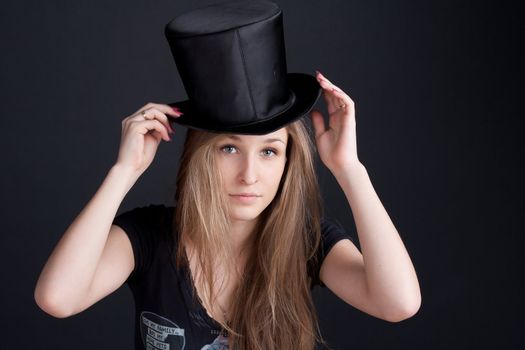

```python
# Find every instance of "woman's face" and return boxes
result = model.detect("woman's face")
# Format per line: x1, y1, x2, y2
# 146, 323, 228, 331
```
215, 127, 289, 222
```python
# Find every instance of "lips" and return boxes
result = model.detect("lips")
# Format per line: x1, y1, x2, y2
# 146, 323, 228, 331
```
229, 193, 261, 203
230, 193, 261, 197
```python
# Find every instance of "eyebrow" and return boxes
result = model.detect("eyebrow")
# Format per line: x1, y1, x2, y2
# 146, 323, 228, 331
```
226, 135, 286, 145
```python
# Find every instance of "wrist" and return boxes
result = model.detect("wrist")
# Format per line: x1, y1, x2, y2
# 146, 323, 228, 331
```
330, 161, 366, 177
109, 164, 141, 186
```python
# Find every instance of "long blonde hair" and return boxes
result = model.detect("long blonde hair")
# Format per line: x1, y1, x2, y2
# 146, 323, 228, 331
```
172, 117, 329, 349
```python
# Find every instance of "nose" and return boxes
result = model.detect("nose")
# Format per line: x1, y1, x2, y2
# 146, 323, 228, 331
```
238, 155, 258, 185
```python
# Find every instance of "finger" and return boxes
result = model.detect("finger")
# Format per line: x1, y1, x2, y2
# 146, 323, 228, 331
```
165, 103, 184, 118
316, 71, 342, 91
317, 76, 343, 97
316, 73, 338, 101
132, 107, 174, 134
316, 78, 354, 114
310, 109, 326, 140
145, 108, 175, 133
318, 79, 340, 111
332, 89, 355, 110
315, 77, 333, 107
316, 72, 354, 106
150, 102, 183, 118
131, 119, 171, 142
143, 130, 163, 157
135, 102, 183, 119
316, 71, 345, 97
319, 81, 342, 114
149, 130, 163, 144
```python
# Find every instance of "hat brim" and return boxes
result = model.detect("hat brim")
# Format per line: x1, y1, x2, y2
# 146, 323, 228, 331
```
167, 73, 322, 135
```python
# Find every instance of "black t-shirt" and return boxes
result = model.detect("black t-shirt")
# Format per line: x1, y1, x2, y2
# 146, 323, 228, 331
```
112, 204, 354, 350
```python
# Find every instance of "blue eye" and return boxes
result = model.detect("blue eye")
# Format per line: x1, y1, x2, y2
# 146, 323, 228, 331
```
262, 148, 277, 157
220, 145, 278, 157
221, 145, 237, 154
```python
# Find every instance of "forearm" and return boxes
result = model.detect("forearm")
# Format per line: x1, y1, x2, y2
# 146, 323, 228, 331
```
34, 164, 138, 315
331, 163, 421, 319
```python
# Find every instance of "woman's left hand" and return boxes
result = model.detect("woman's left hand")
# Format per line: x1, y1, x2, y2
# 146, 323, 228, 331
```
311, 71, 361, 172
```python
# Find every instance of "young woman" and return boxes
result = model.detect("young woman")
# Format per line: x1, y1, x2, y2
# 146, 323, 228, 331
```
34, 1, 420, 349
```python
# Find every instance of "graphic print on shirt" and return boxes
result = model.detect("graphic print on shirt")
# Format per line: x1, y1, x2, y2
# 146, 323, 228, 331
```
140, 311, 186, 349
140, 311, 229, 349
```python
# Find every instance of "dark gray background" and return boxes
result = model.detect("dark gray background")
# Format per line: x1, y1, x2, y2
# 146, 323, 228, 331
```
2, 0, 523, 349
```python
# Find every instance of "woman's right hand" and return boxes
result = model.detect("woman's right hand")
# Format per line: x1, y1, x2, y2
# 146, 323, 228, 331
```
115, 102, 183, 176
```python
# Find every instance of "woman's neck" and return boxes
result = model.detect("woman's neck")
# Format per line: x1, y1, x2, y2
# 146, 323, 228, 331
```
229, 218, 258, 255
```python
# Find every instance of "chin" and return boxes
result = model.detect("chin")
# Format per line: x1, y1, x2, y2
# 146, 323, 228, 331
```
228, 207, 262, 222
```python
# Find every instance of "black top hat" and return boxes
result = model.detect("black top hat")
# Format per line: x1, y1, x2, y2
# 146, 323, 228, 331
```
164, 0, 321, 135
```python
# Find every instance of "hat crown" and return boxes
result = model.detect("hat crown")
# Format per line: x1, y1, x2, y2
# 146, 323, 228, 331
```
166, 0, 279, 37
164, 0, 295, 128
